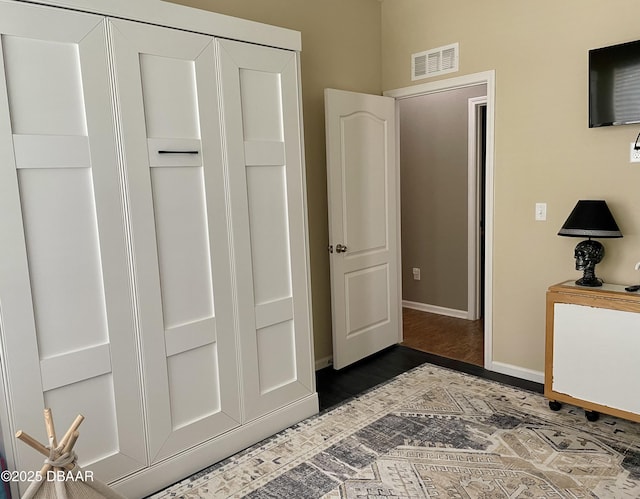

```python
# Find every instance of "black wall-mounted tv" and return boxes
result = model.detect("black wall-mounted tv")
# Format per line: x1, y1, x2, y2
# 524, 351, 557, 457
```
589, 39, 640, 127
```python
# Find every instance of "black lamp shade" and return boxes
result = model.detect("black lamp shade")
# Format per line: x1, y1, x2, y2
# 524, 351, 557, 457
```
558, 200, 622, 238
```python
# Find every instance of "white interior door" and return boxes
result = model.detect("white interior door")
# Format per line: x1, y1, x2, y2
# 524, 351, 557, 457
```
325, 88, 401, 369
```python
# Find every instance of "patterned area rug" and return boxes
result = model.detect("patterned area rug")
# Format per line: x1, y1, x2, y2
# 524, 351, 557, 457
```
150, 363, 640, 498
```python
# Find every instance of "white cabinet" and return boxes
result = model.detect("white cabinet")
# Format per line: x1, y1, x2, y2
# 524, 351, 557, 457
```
217, 39, 314, 421
545, 281, 640, 423
0, 2, 147, 484
109, 18, 243, 465
0, 1, 317, 497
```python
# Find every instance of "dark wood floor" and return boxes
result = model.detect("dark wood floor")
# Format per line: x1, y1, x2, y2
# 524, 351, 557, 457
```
316, 345, 543, 412
401, 307, 484, 366
316, 309, 541, 412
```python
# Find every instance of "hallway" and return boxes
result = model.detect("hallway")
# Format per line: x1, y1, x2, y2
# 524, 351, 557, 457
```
401, 308, 484, 366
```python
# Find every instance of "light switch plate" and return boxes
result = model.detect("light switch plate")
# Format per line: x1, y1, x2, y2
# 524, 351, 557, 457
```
535, 202, 547, 221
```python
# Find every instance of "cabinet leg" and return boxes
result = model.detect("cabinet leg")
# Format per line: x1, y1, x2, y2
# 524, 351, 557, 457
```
548, 400, 562, 411
585, 410, 599, 422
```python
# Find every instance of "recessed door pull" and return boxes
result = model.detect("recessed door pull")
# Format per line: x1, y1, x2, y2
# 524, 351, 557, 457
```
158, 150, 199, 154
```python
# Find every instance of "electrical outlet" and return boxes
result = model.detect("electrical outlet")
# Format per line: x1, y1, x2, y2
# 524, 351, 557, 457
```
630, 142, 640, 163
412, 267, 421, 280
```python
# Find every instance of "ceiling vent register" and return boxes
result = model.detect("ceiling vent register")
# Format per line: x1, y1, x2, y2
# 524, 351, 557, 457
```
411, 43, 459, 81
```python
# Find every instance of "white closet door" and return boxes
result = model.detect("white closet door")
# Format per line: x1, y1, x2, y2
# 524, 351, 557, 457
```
217, 39, 314, 421
108, 20, 241, 462
0, 2, 146, 484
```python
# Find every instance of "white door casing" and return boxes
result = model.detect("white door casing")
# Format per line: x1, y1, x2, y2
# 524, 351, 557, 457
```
325, 89, 401, 370
0, 2, 146, 483
108, 19, 242, 462
385, 71, 496, 375
467, 95, 487, 321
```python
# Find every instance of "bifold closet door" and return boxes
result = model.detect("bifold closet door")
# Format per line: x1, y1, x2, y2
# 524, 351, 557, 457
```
0, 1, 146, 484
108, 20, 241, 462
217, 39, 314, 421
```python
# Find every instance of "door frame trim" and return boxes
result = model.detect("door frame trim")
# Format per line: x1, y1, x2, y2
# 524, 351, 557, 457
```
384, 70, 496, 371
468, 96, 487, 321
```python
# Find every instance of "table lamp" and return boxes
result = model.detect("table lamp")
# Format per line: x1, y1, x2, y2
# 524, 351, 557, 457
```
558, 200, 622, 287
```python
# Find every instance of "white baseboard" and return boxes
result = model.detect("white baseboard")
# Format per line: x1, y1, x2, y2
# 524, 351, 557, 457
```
489, 361, 544, 384
402, 300, 469, 320
315, 355, 333, 371
316, 355, 543, 386
312, 334, 544, 388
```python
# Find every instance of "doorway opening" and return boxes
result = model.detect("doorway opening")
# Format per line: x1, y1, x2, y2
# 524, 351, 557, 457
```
385, 71, 495, 369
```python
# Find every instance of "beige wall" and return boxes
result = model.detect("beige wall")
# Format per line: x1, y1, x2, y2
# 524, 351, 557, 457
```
165, 0, 383, 362
383, 0, 640, 372
165, 0, 640, 375
400, 85, 486, 312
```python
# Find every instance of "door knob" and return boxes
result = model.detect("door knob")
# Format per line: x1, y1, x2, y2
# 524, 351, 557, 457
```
335, 244, 347, 253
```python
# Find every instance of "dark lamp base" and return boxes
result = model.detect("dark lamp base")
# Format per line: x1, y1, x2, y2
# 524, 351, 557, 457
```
573, 239, 605, 287
575, 276, 603, 287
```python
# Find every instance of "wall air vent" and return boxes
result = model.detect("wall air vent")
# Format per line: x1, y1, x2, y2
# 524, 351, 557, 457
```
411, 43, 459, 81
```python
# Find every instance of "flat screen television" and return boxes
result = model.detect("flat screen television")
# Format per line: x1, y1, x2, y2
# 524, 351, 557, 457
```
589, 39, 640, 127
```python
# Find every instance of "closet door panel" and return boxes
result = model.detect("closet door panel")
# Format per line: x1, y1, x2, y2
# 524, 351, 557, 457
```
217, 39, 313, 421
0, 2, 146, 484
247, 165, 292, 303
17, 168, 108, 356
109, 19, 241, 462
151, 165, 214, 330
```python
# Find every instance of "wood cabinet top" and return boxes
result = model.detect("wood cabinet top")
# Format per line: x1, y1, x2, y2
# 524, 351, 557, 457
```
548, 280, 640, 305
